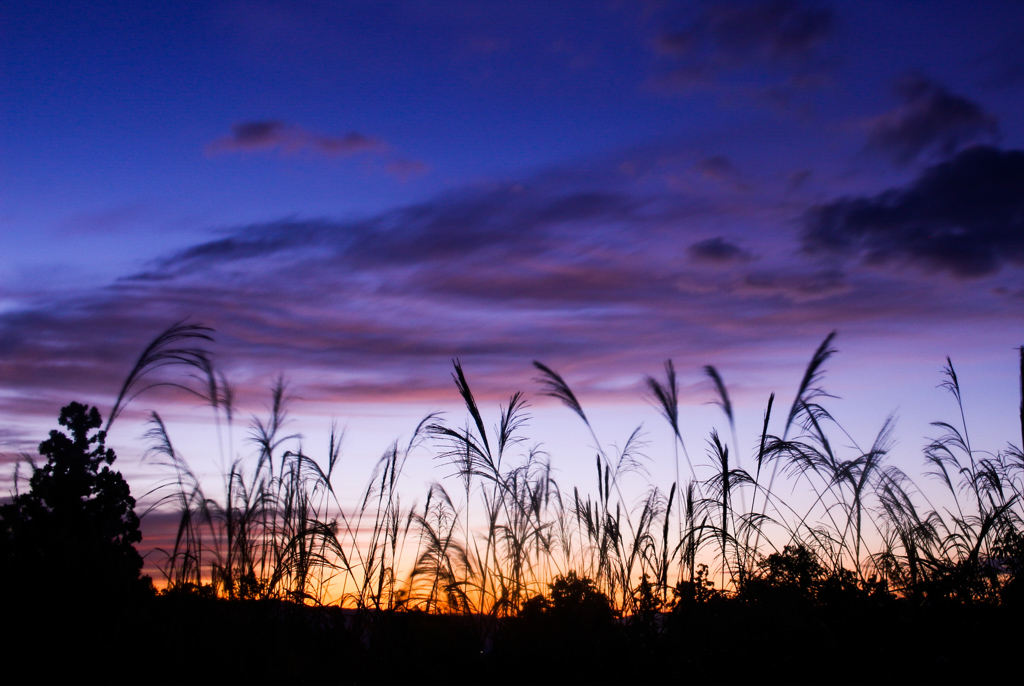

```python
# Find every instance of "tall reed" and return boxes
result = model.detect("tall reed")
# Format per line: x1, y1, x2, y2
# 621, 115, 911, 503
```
109, 323, 1024, 612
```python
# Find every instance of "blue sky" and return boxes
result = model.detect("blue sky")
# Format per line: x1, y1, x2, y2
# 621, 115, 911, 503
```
2, 2, 1024, 546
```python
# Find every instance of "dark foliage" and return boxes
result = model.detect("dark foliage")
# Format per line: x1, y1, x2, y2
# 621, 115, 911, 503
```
743, 544, 827, 604
672, 562, 721, 607
0, 402, 147, 600
496, 572, 617, 678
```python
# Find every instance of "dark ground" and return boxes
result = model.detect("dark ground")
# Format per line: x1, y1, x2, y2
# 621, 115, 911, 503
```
6, 592, 1018, 684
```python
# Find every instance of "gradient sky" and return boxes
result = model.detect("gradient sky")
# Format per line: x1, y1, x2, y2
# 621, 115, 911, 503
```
3, 1, 1024, 541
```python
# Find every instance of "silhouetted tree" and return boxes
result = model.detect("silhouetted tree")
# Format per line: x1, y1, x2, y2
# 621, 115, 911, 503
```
0, 402, 147, 600
519, 571, 615, 624
502, 571, 617, 676
742, 544, 826, 605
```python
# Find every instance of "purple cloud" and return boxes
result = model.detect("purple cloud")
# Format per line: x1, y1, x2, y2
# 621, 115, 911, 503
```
739, 268, 847, 300
207, 120, 384, 158
696, 155, 739, 180
2, 148, 1021, 421
653, 0, 834, 93
658, 0, 833, 63
864, 75, 1000, 165
688, 237, 752, 264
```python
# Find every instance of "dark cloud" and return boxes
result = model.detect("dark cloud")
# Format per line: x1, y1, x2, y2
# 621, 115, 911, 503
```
207, 120, 383, 157
228, 120, 286, 146
658, 0, 832, 63
803, 146, 1024, 277
150, 219, 338, 272
865, 75, 1000, 165
153, 188, 651, 277
654, 0, 834, 91
695, 155, 752, 191
739, 268, 847, 300
696, 155, 738, 180
688, 237, 751, 264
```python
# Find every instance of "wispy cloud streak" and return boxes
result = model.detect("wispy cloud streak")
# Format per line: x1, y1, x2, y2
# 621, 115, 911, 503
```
2, 147, 1022, 417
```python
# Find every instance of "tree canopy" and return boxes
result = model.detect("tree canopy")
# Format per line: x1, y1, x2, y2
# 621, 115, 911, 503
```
0, 402, 146, 599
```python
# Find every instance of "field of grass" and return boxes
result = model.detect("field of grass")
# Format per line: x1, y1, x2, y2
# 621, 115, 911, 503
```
127, 324, 1024, 614
4, 322, 1023, 680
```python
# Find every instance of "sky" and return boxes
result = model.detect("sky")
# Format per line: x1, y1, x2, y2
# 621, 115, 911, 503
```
2, 1, 1024, 550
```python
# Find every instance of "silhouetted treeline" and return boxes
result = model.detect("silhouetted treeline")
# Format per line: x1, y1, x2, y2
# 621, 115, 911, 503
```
7, 577, 1019, 684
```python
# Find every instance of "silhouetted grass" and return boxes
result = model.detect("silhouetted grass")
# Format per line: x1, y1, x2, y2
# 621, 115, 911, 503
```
114, 325, 1024, 611
5, 323, 1024, 680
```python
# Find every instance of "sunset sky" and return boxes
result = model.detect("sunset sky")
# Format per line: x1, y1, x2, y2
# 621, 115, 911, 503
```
2, 1, 1023, 535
